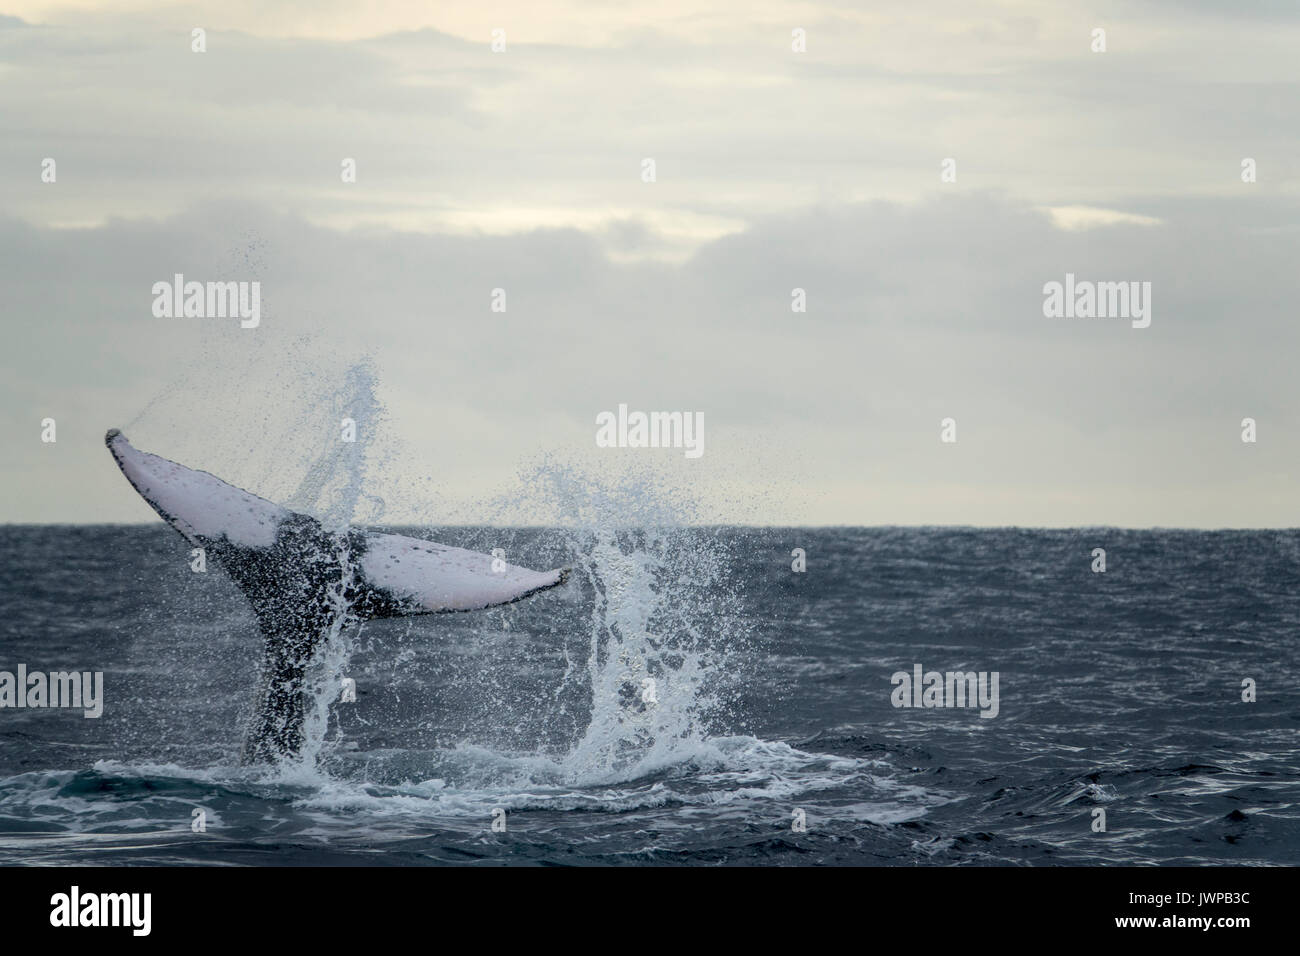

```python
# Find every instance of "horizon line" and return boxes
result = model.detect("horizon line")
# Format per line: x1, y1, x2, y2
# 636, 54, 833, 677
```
2, 521, 1297, 533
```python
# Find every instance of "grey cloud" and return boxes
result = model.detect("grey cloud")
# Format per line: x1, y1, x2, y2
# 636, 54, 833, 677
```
3, 190, 1297, 524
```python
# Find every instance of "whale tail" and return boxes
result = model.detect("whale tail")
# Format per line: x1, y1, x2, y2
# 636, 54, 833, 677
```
105, 429, 569, 763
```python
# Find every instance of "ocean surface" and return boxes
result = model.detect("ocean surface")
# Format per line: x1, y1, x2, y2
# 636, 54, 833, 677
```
0, 525, 1296, 866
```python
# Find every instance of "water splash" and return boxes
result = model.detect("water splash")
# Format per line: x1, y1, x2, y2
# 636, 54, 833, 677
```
482, 459, 752, 787
278, 360, 384, 774
285, 360, 385, 532
296, 536, 361, 771
206, 361, 752, 786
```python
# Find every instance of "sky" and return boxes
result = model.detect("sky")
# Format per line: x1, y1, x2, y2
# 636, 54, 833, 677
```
2, 0, 1299, 526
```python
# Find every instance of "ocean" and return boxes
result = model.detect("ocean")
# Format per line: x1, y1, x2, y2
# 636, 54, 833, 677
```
0, 524, 1296, 866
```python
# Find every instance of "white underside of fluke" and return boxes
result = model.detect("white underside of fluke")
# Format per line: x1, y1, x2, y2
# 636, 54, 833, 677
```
107, 429, 286, 548
105, 429, 567, 613
359, 533, 565, 612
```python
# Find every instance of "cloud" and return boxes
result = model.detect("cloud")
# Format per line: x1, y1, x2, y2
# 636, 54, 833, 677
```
3, 3, 1298, 526
5, 4, 1299, 241
2, 190, 1297, 526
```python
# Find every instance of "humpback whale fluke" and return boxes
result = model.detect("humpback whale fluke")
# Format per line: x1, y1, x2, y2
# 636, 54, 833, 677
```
105, 429, 569, 764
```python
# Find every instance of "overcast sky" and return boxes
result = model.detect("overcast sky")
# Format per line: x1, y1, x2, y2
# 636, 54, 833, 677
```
3, 1, 1299, 526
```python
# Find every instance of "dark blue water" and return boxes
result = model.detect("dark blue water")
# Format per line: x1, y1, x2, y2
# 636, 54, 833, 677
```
0, 525, 1296, 865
